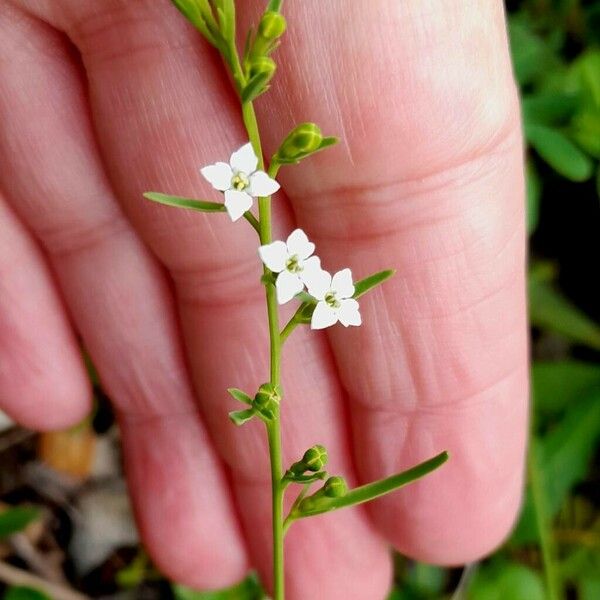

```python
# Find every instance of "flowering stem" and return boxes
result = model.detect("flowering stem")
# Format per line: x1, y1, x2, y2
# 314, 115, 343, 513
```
241, 97, 285, 598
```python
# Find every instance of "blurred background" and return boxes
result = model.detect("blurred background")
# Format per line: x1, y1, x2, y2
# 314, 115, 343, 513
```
1, 0, 600, 598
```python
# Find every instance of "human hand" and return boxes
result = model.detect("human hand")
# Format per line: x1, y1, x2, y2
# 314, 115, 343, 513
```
0, 1, 528, 597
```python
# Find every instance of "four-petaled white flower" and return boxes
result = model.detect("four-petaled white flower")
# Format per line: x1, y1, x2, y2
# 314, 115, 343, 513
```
200, 142, 280, 222
305, 268, 362, 330
258, 229, 321, 304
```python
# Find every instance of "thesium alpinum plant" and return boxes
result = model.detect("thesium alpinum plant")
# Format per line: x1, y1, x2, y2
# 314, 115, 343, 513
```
144, 1, 449, 597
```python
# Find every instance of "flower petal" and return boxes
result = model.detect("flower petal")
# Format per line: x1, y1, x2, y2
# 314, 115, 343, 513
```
286, 228, 315, 260
275, 271, 304, 304
311, 301, 339, 330
303, 267, 331, 301
249, 171, 280, 197
200, 162, 233, 191
224, 190, 253, 222
331, 268, 355, 299
258, 241, 288, 273
337, 298, 362, 327
230, 142, 258, 174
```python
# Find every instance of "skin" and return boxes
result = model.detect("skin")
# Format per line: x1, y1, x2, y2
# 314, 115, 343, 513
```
0, 1, 528, 598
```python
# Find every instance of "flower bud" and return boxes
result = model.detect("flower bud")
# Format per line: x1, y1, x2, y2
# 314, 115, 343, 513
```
242, 57, 277, 103
301, 445, 328, 472
258, 11, 287, 41
324, 476, 348, 498
249, 56, 276, 80
253, 383, 282, 420
277, 123, 323, 162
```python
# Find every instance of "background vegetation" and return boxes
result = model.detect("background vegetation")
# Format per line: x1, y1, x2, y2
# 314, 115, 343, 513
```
1, 0, 599, 598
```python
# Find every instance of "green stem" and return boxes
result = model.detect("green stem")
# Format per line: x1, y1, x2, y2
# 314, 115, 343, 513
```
241, 97, 285, 599
267, 0, 284, 12
283, 483, 311, 535
529, 439, 561, 600
280, 315, 300, 344
267, 418, 285, 598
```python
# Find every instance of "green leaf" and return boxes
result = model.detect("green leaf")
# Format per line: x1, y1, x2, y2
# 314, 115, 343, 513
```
525, 123, 594, 182
3, 588, 51, 600
0, 506, 39, 539
513, 388, 600, 545
172, 574, 263, 599
241, 72, 272, 104
525, 161, 541, 236
144, 192, 226, 213
293, 451, 448, 518
532, 361, 600, 416
508, 18, 561, 87
467, 562, 546, 600
522, 92, 579, 126
228, 408, 256, 426
528, 273, 600, 349
227, 388, 253, 406
353, 269, 395, 299
571, 109, 600, 159
542, 389, 600, 516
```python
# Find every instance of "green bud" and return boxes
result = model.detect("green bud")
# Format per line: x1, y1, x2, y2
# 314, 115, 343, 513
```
241, 57, 276, 103
277, 123, 323, 162
324, 476, 348, 498
301, 445, 328, 472
258, 11, 287, 41
253, 383, 282, 420
249, 56, 276, 80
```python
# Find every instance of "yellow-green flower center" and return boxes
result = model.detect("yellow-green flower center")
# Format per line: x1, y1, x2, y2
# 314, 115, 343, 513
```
285, 254, 303, 274
231, 172, 250, 191
324, 291, 341, 309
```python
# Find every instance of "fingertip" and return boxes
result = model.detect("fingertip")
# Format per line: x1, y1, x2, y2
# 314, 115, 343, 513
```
0, 329, 93, 432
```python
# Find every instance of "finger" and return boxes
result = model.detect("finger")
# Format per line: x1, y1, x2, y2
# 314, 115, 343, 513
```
246, 0, 528, 564
0, 4, 246, 588
26, 0, 393, 595
0, 196, 91, 430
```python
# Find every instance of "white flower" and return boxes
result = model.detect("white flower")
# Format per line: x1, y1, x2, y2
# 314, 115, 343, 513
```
200, 143, 280, 221
258, 229, 321, 304
304, 268, 362, 329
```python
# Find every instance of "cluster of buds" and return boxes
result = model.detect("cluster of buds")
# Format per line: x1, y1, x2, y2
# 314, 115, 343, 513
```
242, 11, 287, 102
283, 445, 349, 516
228, 383, 282, 425
284, 445, 329, 483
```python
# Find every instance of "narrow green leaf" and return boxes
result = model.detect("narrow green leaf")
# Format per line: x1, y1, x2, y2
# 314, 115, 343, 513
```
526, 123, 594, 182
241, 72, 271, 104
528, 274, 600, 349
0, 506, 39, 539
229, 409, 256, 426
318, 136, 339, 150
227, 388, 253, 406
144, 192, 226, 213
542, 389, 600, 516
528, 440, 561, 600
353, 269, 395, 299
294, 451, 448, 518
